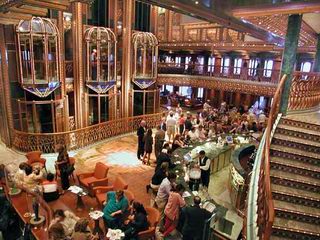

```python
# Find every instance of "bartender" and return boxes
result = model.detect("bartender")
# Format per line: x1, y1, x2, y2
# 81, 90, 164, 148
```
198, 150, 211, 188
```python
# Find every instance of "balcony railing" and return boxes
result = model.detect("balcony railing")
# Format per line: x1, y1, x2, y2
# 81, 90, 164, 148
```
12, 113, 162, 153
288, 71, 320, 111
158, 62, 281, 84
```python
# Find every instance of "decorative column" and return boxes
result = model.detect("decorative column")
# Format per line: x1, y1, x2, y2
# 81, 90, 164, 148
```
72, 2, 85, 128
57, 11, 66, 97
279, 14, 302, 114
121, 0, 134, 117
214, 55, 222, 75
313, 34, 320, 72
271, 55, 282, 83
0, 25, 12, 146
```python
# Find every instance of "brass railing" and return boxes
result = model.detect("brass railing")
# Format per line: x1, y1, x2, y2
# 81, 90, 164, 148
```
246, 74, 287, 240
288, 71, 320, 111
12, 113, 162, 153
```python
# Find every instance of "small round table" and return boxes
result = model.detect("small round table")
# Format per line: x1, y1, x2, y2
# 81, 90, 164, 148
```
89, 210, 104, 239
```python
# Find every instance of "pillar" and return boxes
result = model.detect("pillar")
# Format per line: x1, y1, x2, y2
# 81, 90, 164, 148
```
313, 34, 320, 72
234, 92, 241, 107
0, 25, 12, 146
72, 2, 85, 128
121, 0, 134, 117
279, 14, 302, 114
214, 55, 222, 75
271, 55, 282, 83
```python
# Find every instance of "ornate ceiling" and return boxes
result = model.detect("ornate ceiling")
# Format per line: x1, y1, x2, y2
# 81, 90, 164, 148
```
242, 15, 318, 47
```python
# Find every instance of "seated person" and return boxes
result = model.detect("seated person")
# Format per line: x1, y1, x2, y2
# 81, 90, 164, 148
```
42, 173, 60, 202
150, 162, 169, 191
198, 125, 207, 141
103, 190, 129, 229
14, 162, 29, 187
72, 218, 98, 240
188, 127, 199, 142
49, 222, 68, 240
122, 201, 149, 240
172, 134, 185, 152
23, 164, 43, 192
50, 209, 80, 237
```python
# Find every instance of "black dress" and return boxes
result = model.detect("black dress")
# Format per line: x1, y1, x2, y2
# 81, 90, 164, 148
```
123, 212, 149, 240
137, 126, 145, 159
57, 153, 71, 190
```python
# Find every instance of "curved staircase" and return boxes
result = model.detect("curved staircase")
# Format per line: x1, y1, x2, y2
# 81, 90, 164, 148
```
270, 117, 320, 240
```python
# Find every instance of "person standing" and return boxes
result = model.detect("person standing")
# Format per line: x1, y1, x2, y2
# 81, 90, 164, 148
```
180, 196, 212, 240
198, 150, 211, 188
142, 128, 153, 165
162, 184, 186, 237
166, 112, 177, 142
137, 120, 146, 160
154, 125, 165, 157
155, 172, 177, 212
56, 145, 73, 190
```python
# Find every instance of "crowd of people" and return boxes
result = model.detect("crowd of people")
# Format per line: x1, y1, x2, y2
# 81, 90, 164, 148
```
0, 99, 267, 240
138, 99, 267, 239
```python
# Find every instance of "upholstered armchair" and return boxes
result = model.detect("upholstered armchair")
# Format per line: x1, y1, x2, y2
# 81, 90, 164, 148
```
26, 151, 46, 169
77, 162, 109, 196
55, 157, 76, 182
94, 175, 129, 206
138, 207, 160, 240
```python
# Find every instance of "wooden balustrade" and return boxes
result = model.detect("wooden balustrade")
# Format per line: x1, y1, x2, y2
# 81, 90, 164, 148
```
158, 62, 281, 84
12, 113, 162, 153
288, 71, 320, 111
246, 74, 287, 240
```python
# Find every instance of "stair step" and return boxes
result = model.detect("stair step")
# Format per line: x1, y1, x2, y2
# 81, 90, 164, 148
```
271, 157, 320, 179
273, 133, 320, 148
270, 144, 320, 162
272, 217, 320, 240
271, 184, 320, 203
281, 118, 320, 132
276, 124, 320, 142
273, 200, 320, 223
277, 123, 320, 137
270, 169, 320, 193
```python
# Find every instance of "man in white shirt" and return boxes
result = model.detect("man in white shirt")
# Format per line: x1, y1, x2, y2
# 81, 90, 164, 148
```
166, 112, 177, 142
188, 127, 199, 142
155, 172, 177, 211
198, 150, 211, 188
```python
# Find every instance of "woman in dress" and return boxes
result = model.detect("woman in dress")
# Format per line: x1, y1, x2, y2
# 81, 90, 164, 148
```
56, 145, 73, 190
123, 201, 149, 240
142, 128, 153, 165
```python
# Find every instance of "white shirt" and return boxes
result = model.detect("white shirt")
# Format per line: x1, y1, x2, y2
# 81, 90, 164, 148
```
188, 131, 199, 142
166, 116, 177, 127
199, 157, 211, 171
156, 178, 172, 201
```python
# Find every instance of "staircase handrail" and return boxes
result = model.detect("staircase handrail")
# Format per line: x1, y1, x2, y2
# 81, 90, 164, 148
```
246, 74, 287, 240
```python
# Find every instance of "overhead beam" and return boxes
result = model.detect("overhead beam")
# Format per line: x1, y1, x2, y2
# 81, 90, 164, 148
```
232, 2, 320, 17
142, 0, 284, 45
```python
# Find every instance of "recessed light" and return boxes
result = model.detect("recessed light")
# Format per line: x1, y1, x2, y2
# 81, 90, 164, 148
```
195, 1, 199, 4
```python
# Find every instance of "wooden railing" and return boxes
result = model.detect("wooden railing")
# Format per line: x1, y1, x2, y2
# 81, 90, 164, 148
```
158, 62, 281, 84
12, 113, 162, 153
288, 71, 320, 111
246, 74, 287, 240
